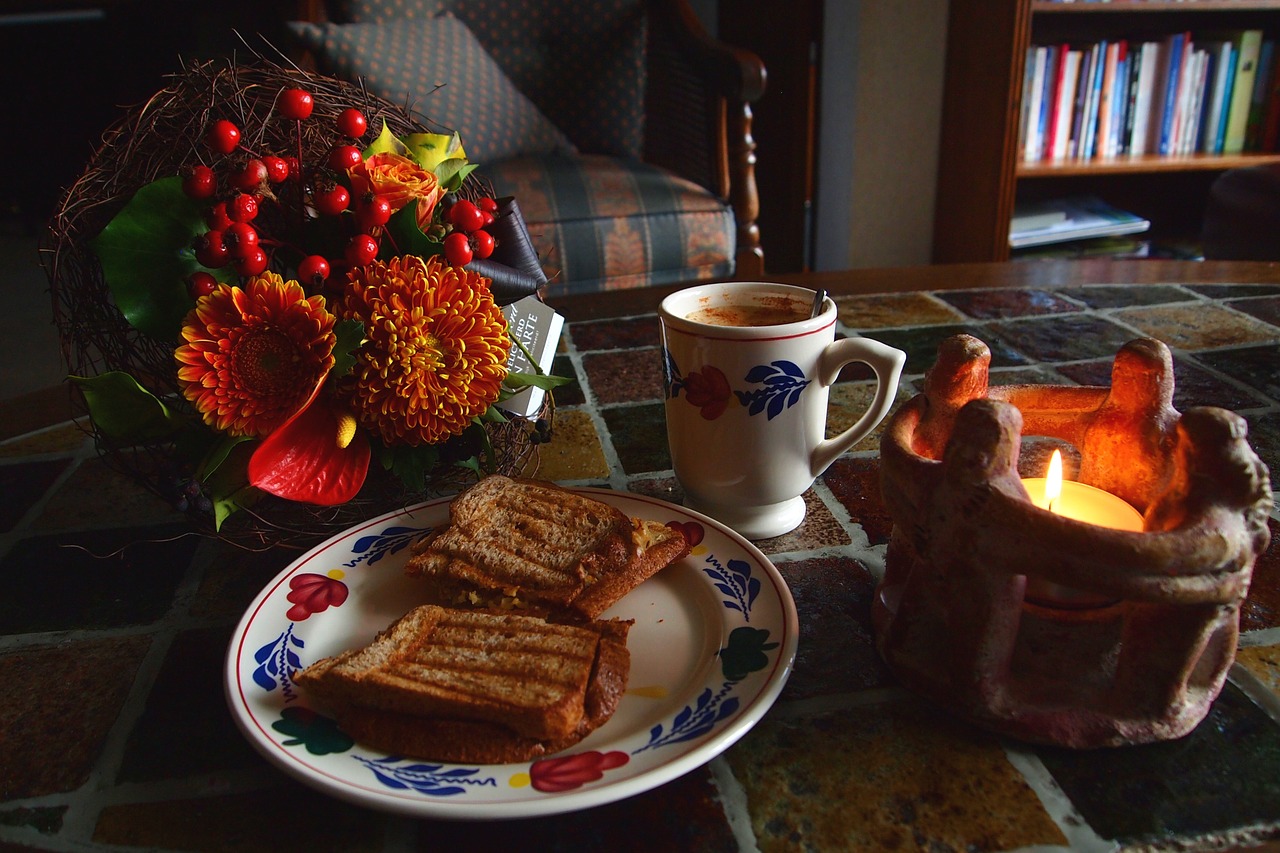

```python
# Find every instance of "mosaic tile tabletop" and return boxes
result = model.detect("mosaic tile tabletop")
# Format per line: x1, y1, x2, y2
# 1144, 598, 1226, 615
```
2, 282, 1279, 851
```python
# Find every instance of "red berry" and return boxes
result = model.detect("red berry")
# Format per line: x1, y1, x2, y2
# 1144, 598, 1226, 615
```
314, 184, 350, 216
236, 246, 269, 276
194, 230, 231, 268
296, 254, 331, 289
279, 88, 314, 121
328, 144, 363, 172
479, 209, 495, 228
227, 193, 259, 223
345, 233, 379, 266
263, 155, 291, 183
471, 229, 495, 260
335, 108, 368, 138
356, 195, 393, 230
187, 271, 218, 299
284, 156, 302, 181
224, 222, 259, 258
448, 199, 485, 233
206, 119, 240, 155
182, 165, 216, 199
205, 202, 232, 231
231, 158, 268, 191
443, 231, 473, 266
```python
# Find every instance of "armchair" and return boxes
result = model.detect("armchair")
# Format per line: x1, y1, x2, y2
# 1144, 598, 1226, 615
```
291, 0, 766, 296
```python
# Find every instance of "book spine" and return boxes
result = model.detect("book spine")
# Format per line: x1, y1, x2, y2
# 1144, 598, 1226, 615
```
1123, 42, 1146, 154
1023, 46, 1048, 161
1263, 50, 1280, 151
1095, 41, 1119, 158
1246, 39, 1275, 150
1202, 42, 1232, 154
1224, 29, 1264, 155
1215, 43, 1238, 154
1158, 32, 1187, 156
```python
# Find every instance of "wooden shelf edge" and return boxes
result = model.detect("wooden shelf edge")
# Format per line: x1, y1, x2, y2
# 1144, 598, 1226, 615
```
1031, 0, 1280, 13
1019, 152, 1280, 176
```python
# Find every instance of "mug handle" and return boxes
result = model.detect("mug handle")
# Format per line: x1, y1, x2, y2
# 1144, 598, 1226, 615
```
810, 337, 907, 477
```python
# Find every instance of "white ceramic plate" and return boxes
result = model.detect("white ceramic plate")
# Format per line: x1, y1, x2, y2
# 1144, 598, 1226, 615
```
224, 488, 798, 819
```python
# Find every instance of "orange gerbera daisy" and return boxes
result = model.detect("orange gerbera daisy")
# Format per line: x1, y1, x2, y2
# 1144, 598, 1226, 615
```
175, 272, 337, 437
342, 255, 510, 446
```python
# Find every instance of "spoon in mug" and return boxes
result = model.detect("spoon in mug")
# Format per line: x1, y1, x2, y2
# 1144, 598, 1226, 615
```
810, 288, 827, 319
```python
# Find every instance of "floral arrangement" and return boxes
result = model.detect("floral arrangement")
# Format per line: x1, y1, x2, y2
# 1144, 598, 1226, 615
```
45, 59, 564, 544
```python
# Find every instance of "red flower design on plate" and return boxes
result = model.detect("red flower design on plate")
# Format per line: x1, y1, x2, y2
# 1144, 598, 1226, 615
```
286, 573, 349, 621
666, 520, 705, 548
529, 750, 629, 792
683, 366, 733, 420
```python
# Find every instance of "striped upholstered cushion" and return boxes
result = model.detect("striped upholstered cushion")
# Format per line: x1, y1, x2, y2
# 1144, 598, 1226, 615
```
485, 154, 734, 296
333, 0, 646, 159
290, 15, 576, 163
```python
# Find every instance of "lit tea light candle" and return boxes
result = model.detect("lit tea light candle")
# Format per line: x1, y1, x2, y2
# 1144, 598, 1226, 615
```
1022, 450, 1144, 531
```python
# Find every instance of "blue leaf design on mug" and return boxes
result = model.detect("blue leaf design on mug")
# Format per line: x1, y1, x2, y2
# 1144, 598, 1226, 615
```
736, 360, 810, 420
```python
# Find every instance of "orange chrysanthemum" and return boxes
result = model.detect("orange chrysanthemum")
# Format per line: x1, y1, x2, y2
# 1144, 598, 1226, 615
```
175, 272, 337, 437
342, 255, 510, 446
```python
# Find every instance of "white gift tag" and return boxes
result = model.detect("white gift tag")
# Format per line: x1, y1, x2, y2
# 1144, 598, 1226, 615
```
500, 296, 564, 417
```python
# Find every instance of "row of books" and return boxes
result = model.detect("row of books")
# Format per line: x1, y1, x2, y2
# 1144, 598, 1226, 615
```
1020, 28, 1280, 162
1009, 195, 1150, 248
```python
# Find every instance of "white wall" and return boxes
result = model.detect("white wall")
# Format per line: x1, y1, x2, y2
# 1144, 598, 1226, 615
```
815, 1, 950, 270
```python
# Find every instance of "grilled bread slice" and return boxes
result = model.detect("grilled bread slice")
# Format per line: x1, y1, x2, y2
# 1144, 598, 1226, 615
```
294, 604, 632, 763
404, 476, 690, 620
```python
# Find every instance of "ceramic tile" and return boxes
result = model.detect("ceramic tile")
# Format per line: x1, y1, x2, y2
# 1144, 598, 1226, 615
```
0, 525, 196, 633
1226, 295, 1280, 329
987, 366, 1075, 387
725, 696, 1068, 851
1112, 303, 1280, 351
1052, 357, 1269, 413
413, 768, 737, 851
1056, 284, 1194, 309
938, 287, 1081, 319
569, 316, 663, 351
0, 636, 151, 798
0, 420, 89, 457
777, 555, 891, 699
31, 457, 177, 531
1235, 643, 1280, 698
0, 458, 69, 532
582, 347, 664, 404
91, 780, 386, 850
835, 292, 965, 329
753, 490, 850, 554
0, 805, 65, 835
1241, 518, 1280, 633
601, 403, 670, 475
823, 456, 894, 547
1196, 345, 1280, 402
549, 353, 584, 406
1035, 683, 1280, 845
865, 325, 1031, 376
625, 474, 685, 506
116, 626, 263, 783
826, 383, 913, 452
1188, 284, 1280, 300
986, 314, 1138, 363
520, 409, 611, 481
189, 542, 294, 623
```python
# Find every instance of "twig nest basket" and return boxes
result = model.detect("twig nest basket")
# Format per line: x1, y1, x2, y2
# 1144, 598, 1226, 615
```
41, 57, 549, 551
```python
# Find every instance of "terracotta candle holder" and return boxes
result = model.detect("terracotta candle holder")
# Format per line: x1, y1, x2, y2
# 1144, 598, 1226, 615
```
874, 334, 1273, 748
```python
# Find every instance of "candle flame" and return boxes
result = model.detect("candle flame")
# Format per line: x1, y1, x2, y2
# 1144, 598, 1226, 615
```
1044, 449, 1063, 513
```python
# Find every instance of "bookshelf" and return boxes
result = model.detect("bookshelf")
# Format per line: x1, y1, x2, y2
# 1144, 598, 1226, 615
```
932, 0, 1280, 263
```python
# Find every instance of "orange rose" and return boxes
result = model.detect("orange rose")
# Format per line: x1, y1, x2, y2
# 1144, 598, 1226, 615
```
348, 151, 444, 230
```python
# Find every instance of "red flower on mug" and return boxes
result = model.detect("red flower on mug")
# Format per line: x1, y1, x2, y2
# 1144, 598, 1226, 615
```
529, 750, 629, 792
285, 573, 349, 621
683, 366, 733, 420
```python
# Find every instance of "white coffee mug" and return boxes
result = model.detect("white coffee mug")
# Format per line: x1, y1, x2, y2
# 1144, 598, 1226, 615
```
660, 282, 906, 539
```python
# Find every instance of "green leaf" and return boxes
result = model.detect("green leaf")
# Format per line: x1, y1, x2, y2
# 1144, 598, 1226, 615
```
504, 372, 575, 391
454, 456, 485, 478
478, 404, 510, 424
333, 319, 365, 378
403, 131, 465, 172
385, 202, 445, 259
433, 158, 477, 193
364, 121, 409, 158
379, 443, 441, 491
214, 485, 261, 531
199, 440, 261, 530
90, 177, 209, 340
70, 372, 185, 443
196, 433, 255, 482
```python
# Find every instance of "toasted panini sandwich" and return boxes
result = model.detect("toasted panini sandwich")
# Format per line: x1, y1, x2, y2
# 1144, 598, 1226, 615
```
404, 476, 690, 620
294, 604, 632, 763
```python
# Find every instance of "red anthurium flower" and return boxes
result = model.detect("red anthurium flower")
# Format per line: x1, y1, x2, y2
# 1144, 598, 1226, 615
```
248, 390, 371, 506
529, 750, 629, 793
683, 366, 734, 420
285, 572, 349, 621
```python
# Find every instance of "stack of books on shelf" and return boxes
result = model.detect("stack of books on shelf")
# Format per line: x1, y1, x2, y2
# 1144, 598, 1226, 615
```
1009, 195, 1151, 254
1020, 28, 1280, 162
